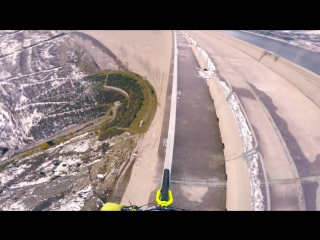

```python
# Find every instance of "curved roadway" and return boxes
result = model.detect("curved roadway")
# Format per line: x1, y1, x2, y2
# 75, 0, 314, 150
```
104, 86, 129, 98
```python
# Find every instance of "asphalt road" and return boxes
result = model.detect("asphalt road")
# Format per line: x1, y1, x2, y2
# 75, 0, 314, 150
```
167, 32, 226, 211
215, 30, 320, 76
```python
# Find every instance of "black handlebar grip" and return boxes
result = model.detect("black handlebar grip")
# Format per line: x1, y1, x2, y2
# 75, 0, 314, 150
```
121, 207, 131, 211
161, 168, 170, 201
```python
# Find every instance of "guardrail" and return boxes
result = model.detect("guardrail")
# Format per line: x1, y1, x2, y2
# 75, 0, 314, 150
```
183, 31, 270, 211
216, 67, 269, 211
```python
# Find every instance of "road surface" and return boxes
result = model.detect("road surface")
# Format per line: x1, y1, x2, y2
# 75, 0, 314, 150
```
163, 32, 226, 211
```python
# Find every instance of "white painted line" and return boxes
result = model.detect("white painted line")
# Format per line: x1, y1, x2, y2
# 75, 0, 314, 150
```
163, 30, 178, 177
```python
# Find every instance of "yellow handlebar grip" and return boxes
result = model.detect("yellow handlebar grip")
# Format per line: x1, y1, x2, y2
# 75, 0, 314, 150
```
101, 202, 125, 211
156, 189, 174, 207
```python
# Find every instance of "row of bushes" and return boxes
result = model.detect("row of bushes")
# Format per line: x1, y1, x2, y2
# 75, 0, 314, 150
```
82, 73, 106, 83
98, 127, 125, 141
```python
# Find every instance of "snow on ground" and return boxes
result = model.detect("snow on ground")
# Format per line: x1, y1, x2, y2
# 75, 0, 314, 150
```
0, 106, 13, 128
3, 199, 26, 211
36, 160, 52, 171
90, 139, 103, 150
9, 176, 51, 189
0, 70, 12, 81
19, 108, 43, 133
57, 184, 93, 211
87, 159, 102, 166
69, 64, 85, 80
16, 102, 69, 111
20, 164, 32, 169
58, 156, 82, 166
0, 166, 25, 187
20, 94, 28, 103
297, 30, 320, 35
45, 132, 90, 154
10, 51, 19, 66
186, 33, 264, 210
228, 94, 254, 152
0, 173, 16, 187
59, 137, 91, 153
0, 37, 21, 55
247, 154, 264, 210
108, 132, 131, 146
53, 158, 80, 176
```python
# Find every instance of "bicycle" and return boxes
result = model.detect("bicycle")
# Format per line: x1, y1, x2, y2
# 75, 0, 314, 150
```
101, 168, 190, 211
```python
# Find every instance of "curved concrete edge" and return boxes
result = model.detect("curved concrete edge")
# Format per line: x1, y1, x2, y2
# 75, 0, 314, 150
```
207, 76, 251, 210
184, 36, 208, 69
183, 32, 252, 210
205, 31, 320, 107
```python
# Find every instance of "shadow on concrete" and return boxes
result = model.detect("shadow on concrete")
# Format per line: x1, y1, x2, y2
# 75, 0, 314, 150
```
301, 181, 319, 211
69, 32, 128, 71
232, 86, 256, 100
107, 158, 136, 204
248, 82, 320, 210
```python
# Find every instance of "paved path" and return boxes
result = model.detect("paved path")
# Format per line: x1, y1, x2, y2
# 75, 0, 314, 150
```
104, 86, 129, 98
166, 32, 226, 211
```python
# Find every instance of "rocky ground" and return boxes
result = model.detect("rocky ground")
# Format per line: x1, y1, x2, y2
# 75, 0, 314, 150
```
0, 30, 120, 153
0, 132, 140, 211
0, 30, 142, 211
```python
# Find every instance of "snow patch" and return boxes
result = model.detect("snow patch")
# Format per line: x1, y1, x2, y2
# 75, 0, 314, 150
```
36, 160, 52, 171
4, 200, 26, 211
20, 94, 28, 103
73, 141, 90, 153
0, 70, 12, 81
59, 137, 91, 154
9, 176, 51, 189
247, 154, 264, 210
0, 166, 25, 187
58, 184, 93, 211
108, 132, 131, 145
19, 107, 43, 133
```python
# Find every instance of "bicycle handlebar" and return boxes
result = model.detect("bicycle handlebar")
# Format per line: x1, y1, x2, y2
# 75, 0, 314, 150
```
161, 168, 170, 201
120, 205, 189, 211
101, 169, 180, 211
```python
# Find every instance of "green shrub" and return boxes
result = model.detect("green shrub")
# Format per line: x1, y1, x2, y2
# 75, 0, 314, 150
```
98, 128, 125, 141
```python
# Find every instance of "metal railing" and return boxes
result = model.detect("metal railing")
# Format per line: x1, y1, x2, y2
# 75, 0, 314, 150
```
216, 67, 270, 211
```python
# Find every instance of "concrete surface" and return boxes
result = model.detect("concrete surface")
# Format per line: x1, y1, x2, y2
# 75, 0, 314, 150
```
187, 30, 320, 210
78, 31, 173, 207
208, 31, 320, 109
206, 75, 251, 210
165, 32, 226, 211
